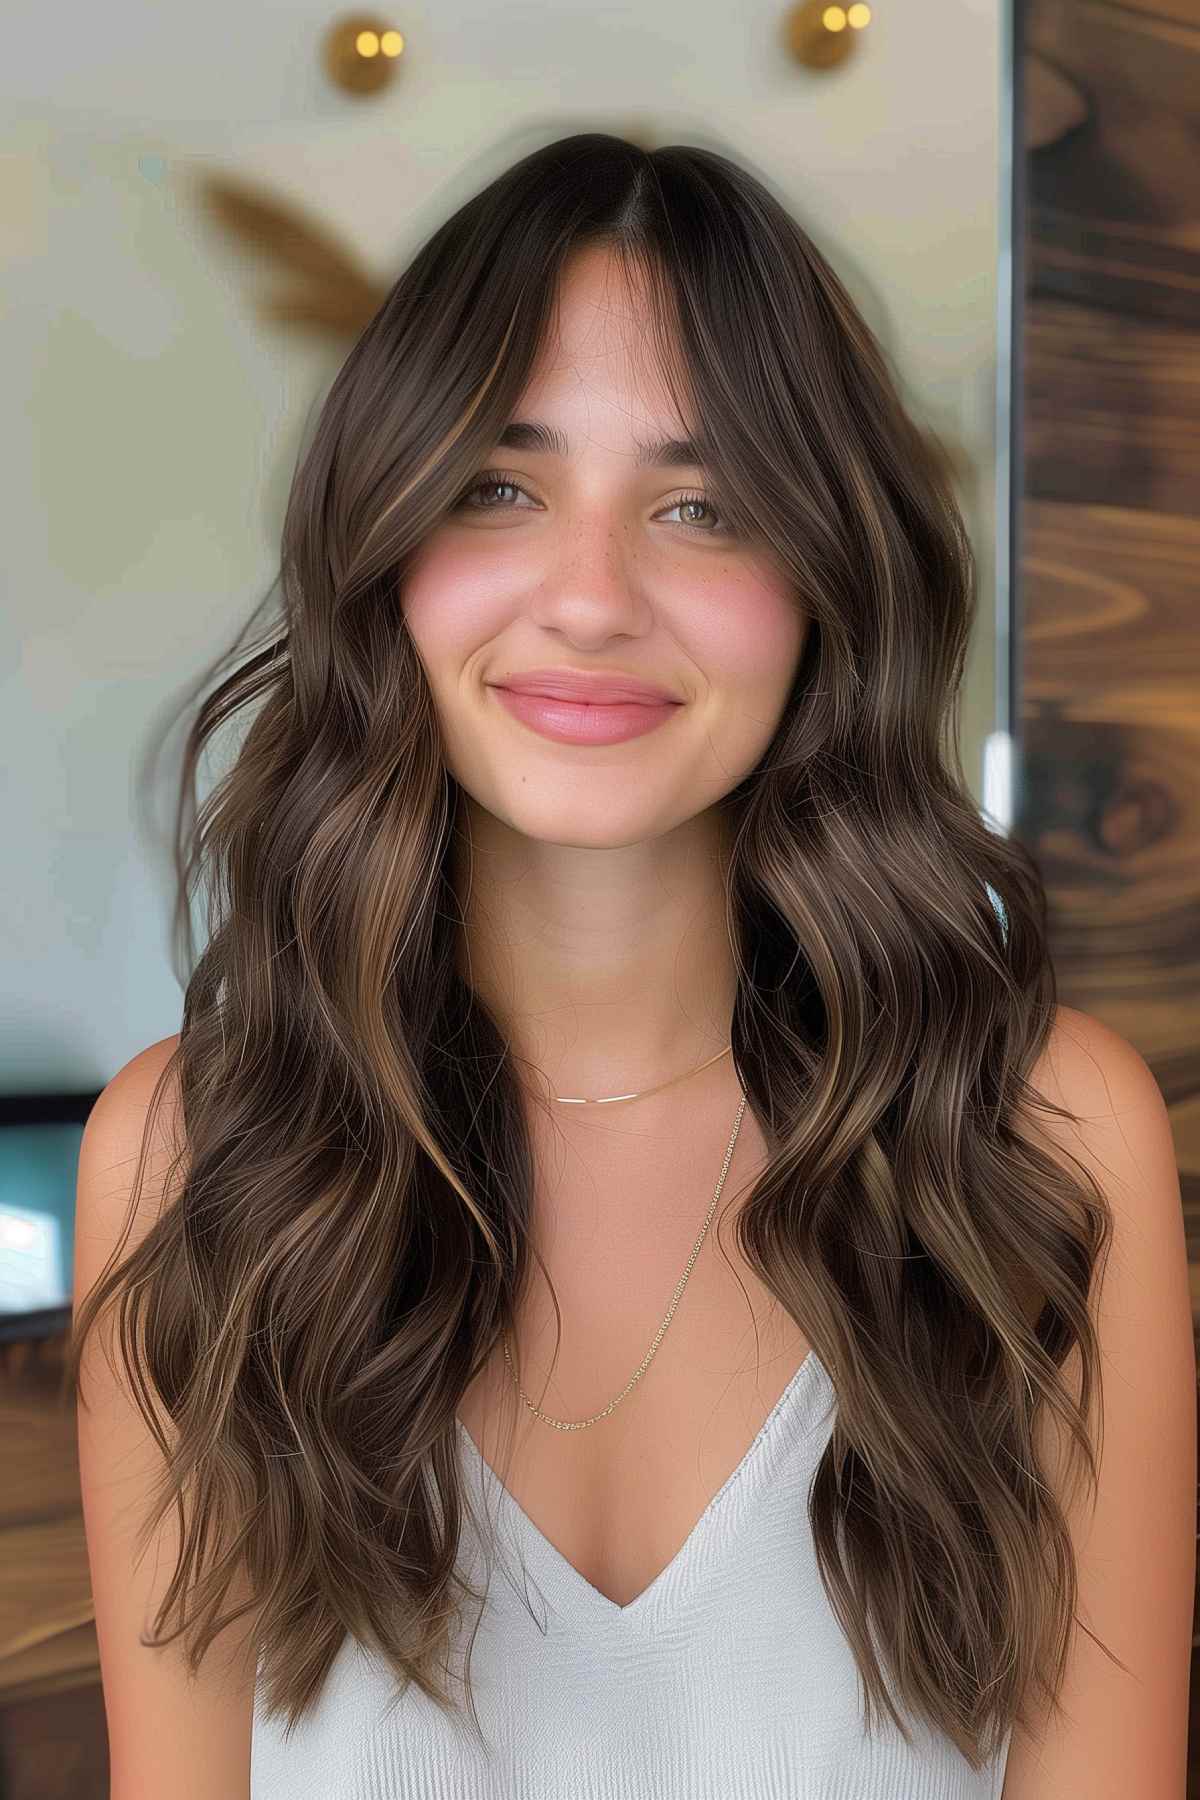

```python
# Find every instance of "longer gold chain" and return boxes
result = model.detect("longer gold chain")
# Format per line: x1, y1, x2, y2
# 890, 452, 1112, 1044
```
501, 1090, 748, 1431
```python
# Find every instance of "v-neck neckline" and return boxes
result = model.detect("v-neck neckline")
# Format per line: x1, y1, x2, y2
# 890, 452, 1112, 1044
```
455, 1349, 833, 1636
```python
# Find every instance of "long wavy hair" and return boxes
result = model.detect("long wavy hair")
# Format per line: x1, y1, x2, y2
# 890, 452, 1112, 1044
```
62, 130, 1121, 1771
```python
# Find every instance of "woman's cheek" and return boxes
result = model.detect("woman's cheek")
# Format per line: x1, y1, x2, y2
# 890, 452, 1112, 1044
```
677, 564, 807, 694
401, 543, 520, 658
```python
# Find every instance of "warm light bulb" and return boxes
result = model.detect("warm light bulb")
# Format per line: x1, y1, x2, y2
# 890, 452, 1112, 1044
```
323, 14, 403, 93
785, 0, 865, 68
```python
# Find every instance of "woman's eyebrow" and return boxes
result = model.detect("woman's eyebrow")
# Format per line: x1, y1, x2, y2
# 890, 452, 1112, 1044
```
495, 419, 710, 469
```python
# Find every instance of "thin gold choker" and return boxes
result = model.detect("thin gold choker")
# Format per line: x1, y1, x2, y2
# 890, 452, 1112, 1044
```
549, 1042, 732, 1106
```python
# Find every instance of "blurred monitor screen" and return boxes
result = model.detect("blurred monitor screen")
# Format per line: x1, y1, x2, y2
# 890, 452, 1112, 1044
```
0, 1094, 99, 1344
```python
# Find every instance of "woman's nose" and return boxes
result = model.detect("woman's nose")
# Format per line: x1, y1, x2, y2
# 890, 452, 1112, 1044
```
525, 518, 654, 643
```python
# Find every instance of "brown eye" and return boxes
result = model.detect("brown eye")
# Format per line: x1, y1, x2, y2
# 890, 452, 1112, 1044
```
455, 471, 534, 511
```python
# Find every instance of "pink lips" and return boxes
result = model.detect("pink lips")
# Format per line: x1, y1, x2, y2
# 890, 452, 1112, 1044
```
489, 673, 683, 746
493, 669, 681, 705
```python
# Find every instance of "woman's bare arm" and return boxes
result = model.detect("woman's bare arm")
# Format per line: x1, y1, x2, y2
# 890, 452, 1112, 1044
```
74, 1035, 259, 1799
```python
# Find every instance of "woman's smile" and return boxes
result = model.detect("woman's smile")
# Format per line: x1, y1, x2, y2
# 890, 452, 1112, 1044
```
489, 683, 684, 745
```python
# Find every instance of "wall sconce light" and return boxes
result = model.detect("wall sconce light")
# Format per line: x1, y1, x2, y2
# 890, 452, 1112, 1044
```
323, 13, 406, 96
784, 1, 872, 72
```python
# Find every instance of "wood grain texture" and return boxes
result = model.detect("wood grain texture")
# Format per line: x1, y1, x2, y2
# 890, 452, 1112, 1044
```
0, 1334, 107, 1795
1018, 0, 1200, 1779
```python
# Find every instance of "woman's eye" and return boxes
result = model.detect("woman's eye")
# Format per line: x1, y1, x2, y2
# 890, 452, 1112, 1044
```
455, 471, 734, 538
658, 492, 733, 536
456, 472, 535, 512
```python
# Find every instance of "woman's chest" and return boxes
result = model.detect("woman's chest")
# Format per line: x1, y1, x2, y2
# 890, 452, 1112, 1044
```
454, 1159, 814, 1614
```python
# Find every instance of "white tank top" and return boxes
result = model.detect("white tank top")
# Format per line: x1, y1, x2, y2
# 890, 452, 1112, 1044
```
251, 1351, 1013, 1797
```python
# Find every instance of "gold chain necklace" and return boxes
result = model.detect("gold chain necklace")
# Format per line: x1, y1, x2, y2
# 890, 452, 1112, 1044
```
501, 1044, 745, 1432
547, 1042, 731, 1106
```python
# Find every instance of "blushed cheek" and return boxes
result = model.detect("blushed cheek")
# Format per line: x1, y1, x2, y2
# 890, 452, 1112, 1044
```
400, 542, 517, 668
689, 569, 807, 698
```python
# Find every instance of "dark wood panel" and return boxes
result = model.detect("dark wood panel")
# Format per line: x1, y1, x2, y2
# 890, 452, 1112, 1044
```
1026, 2, 1200, 324
1019, 0, 1200, 1781
1021, 498, 1200, 1016
1025, 304, 1200, 512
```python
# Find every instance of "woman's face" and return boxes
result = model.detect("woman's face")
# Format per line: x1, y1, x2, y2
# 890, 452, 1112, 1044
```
400, 246, 809, 851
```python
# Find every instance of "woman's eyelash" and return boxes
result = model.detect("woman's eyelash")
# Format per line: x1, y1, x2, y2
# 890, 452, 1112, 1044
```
455, 469, 734, 537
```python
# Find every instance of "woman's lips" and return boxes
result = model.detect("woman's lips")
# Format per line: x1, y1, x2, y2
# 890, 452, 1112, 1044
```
490, 685, 682, 745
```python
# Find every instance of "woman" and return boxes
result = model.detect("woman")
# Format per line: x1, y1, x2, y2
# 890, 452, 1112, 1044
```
66, 132, 1194, 1798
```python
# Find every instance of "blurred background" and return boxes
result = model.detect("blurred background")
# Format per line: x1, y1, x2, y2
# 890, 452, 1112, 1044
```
2, 0, 1198, 1792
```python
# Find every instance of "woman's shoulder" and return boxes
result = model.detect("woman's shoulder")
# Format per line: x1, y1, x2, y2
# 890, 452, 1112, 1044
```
98, 1032, 182, 1111
89, 1031, 183, 1141
79, 1034, 188, 1251
1025, 1004, 1162, 1125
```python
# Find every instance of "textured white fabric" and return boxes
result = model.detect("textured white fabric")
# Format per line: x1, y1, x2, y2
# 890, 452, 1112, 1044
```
251, 1352, 1012, 1798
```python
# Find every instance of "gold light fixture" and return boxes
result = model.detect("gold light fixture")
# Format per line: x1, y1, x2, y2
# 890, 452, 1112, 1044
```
323, 13, 406, 96
784, 0, 872, 72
